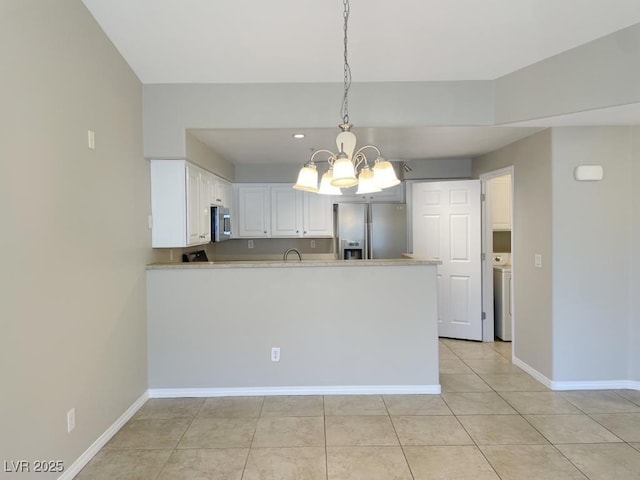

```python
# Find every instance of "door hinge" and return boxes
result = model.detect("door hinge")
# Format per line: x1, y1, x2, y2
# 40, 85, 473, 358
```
481, 193, 486, 202
481, 253, 486, 261
481, 312, 486, 320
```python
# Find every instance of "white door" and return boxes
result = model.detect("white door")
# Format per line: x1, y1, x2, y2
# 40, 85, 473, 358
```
413, 180, 482, 340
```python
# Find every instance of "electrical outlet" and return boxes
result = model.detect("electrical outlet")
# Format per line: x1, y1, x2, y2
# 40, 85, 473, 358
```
67, 408, 76, 433
271, 347, 281, 362
310, 240, 316, 249
248, 240, 254, 249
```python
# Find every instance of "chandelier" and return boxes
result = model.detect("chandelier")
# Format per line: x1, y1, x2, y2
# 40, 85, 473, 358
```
293, 0, 400, 195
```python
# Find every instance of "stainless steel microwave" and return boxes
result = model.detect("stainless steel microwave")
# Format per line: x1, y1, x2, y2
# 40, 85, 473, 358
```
211, 206, 231, 242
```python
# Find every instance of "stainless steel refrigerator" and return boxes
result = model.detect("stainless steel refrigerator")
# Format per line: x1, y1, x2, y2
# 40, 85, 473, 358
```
334, 203, 407, 260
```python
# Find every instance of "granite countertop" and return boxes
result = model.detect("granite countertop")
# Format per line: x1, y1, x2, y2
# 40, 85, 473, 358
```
147, 258, 441, 270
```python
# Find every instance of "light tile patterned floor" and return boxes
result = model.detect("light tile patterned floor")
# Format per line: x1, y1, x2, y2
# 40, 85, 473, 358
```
76, 339, 640, 479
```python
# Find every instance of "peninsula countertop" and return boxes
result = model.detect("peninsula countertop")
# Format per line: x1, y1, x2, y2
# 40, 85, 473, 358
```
146, 257, 441, 270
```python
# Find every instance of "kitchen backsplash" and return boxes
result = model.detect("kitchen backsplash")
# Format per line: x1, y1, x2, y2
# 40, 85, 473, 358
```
154, 237, 336, 263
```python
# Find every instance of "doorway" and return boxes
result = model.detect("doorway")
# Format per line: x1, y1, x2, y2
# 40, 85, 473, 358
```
480, 167, 514, 347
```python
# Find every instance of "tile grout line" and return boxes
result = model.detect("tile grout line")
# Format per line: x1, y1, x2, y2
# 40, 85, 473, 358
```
239, 396, 265, 480
443, 342, 639, 480
382, 394, 416, 480
153, 398, 207, 480
443, 340, 507, 480
323, 395, 329, 480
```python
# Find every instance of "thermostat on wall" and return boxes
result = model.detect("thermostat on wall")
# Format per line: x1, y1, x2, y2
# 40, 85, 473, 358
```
574, 165, 604, 181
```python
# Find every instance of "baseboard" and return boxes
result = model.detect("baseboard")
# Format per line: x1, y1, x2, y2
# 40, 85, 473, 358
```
58, 391, 149, 480
512, 356, 640, 391
550, 379, 640, 391
512, 356, 554, 389
148, 384, 441, 398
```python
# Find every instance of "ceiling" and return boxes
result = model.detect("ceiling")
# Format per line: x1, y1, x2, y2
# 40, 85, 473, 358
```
82, 0, 640, 165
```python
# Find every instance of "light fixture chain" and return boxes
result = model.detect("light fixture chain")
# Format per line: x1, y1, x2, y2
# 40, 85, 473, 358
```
340, 0, 351, 126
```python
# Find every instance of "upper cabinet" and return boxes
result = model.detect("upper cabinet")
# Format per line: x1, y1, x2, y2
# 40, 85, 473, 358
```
332, 182, 404, 204
271, 186, 302, 237
210, 177, 232, 207
235, 184, 333, 238
186, 163, 211, 245
303, 193, 334, 237
237, 185, 271, 237
150, 159, 231, 248
490, 175, 512, 231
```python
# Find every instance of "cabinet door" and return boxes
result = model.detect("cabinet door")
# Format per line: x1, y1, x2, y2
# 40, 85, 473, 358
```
217, 178, 231, 207
303, 193, 333, 237
491, 176, 511, 230
271, 186, 302, 237
150, 160, 187, 248
210, 177, 223, 206
199, 172, 213, 242
186, 164, 202, 245
237, 185, 270, 237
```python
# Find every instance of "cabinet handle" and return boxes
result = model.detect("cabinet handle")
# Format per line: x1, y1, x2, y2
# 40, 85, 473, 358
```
216, 198, 222, 202
304, 231, 307, 235
264, 231, 267, 234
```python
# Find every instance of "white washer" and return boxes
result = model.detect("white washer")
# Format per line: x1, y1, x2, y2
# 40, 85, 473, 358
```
493, 253, 512, 341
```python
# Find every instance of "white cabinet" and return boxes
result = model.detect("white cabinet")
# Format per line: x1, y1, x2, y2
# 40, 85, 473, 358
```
150, 159, 226, 248
216, 178, 232, 208
210, 177, 232, 207
235, 184, 333, 238
332, 182, 404, 204
237, 185, 271, 237
490, 175, 512, 231
271, 186, 302, 237
303, 193, 333, 237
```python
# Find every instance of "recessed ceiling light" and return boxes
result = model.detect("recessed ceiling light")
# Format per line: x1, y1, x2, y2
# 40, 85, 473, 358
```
292, 133, 305, 139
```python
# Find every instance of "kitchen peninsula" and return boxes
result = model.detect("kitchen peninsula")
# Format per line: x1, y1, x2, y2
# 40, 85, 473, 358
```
146, 258, 441, 396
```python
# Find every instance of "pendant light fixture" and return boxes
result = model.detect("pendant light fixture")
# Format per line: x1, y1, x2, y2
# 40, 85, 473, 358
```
293, 0, 400, 194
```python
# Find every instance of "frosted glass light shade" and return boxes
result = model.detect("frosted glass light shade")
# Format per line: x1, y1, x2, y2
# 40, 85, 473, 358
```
331, 156, 358, 187
373, 159, 400, 188
356, 166, 381, 194
318, 169, 342, 195
293, 164, 318, 192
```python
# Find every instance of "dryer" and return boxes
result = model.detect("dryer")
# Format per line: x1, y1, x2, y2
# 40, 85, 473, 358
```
493, 253, 512, 341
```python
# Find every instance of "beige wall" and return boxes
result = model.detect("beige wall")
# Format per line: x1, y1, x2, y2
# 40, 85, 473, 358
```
0, 0, 155, 471
495, 24, 640, 124
147, 265, 439, 390
631, 127, 640, 382
473, 130, 554, 379
474, 127, 640, 385
143, 82, 495, 159
551, 127, 634, 382
185, 132, 235, 181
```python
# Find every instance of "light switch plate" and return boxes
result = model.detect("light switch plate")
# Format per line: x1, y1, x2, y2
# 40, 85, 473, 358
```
87, 130, 96, 150
534, 254, 542, 268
